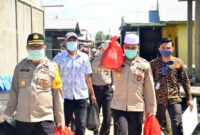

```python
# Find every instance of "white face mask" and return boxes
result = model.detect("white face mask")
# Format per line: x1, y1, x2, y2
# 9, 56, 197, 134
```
66, 41, 78, 51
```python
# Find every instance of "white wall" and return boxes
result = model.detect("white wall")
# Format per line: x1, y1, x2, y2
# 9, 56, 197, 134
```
0, 0, 44, 75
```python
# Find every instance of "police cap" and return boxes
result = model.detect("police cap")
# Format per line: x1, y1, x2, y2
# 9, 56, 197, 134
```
27, 33, 45, 45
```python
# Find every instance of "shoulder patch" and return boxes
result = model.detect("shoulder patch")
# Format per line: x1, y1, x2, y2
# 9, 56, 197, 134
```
52, 64, 62, 89
138, 57, 148, 63
138, 57, 150, 68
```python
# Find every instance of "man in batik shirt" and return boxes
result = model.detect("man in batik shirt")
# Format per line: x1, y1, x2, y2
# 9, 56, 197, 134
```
150, 38, 193, 135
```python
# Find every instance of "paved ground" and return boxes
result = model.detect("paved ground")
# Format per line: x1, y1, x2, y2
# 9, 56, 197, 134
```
85, 111, 165, 135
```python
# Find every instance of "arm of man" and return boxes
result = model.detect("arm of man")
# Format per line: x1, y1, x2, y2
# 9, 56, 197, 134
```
179, 61, 193, 111
52, 64, 65, 129
86, 74, 96, 104
4, 65, 19, 117
84, 55, 96, 104
143, 63, 157, 114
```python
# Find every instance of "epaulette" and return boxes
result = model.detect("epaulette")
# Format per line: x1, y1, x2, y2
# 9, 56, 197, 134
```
138, 57, 148, 63
48, 59, 58, 68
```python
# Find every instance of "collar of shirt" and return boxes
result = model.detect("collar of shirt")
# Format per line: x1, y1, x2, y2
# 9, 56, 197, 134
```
26, 58, 48, 68
159, 56, 174, 65
64, 50, 82, 58
125, 56, 139, 66
58, 50, 91, 100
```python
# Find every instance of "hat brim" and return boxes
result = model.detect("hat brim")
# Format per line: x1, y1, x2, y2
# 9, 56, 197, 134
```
66, 36, 78, 40
27, 40, 44, 45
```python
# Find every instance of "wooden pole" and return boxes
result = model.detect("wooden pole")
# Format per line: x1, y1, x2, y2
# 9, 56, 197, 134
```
195, 0, 200, 82
187, 0, 193, 79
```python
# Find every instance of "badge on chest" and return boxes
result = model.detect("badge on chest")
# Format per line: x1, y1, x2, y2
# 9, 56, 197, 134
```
117, 73, 121, 78
136, 70, 144, 81
20, 80, 26, 86
40, 80, 48, 87
40, 67, 50, 75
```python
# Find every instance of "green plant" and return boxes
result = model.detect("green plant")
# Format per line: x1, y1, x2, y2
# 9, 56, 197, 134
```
10, 114, 16, 128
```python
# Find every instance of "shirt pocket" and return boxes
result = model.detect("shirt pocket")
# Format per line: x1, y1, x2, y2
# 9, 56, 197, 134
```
19, 78, 29, 88
113, 71, 124, 81
168, 66, 178, 78
74, 62, 85, 75
18, 72, 30, 88
36, 75, 51, 90
131, 69, 144, 85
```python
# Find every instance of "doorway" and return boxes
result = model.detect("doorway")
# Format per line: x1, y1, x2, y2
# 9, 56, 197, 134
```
139, 27, 162, 61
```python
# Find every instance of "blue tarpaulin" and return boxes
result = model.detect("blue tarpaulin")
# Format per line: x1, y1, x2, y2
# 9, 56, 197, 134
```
0, 75, 12, 91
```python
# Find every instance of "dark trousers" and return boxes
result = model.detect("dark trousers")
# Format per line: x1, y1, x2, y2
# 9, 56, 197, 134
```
15, 120, 55, 135
93, 84, 113, 135
156, 103, 183, 135
112, 109, 143, 135
64, 98, 87, 135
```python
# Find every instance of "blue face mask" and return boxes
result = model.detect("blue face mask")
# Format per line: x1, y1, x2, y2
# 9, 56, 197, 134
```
160, 50, 172, 57
66, 41, 78, 51
28, 50, 45, 60
124, 49, 137, 59
61, 50, 66, 53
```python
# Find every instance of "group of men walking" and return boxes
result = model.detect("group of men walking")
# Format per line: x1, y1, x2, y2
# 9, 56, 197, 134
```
0, 32, 193, 135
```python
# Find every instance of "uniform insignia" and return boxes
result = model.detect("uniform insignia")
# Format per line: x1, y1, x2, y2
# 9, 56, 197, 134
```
25, 73, 30, 78
55, 81, 61, 86
41, 70, 48, 74
117, 73, 121, 78
52, 65, 62, 89
137, 76, 142, 81
33, 34, 39, 39
20, 69, 30, 72
136, 70, 144, 81
44, 67, 49, 71
136, 67, 145, 72
19, 73, 24, 77
40, 80, 47, 87
20, 80, 26, 86
136, 70, 144, 76
23, 65, 29, 69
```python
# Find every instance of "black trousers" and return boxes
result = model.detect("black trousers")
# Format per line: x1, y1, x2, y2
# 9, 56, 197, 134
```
15, 120, 55, 135
64, 98, 87, 135
112, 109, 143, 135
93, 84, 113, 135
156, 103, 183, 135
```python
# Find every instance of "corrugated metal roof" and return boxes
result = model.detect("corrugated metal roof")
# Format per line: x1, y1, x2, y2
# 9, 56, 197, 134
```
129, 23, 166, 27
124, 11, 150, 24
45, 18, 78, 30
158, 0, 195, 22
124, 10, 160, 24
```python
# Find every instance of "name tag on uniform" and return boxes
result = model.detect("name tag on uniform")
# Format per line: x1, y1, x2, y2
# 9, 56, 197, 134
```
155, 82, 161, 90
